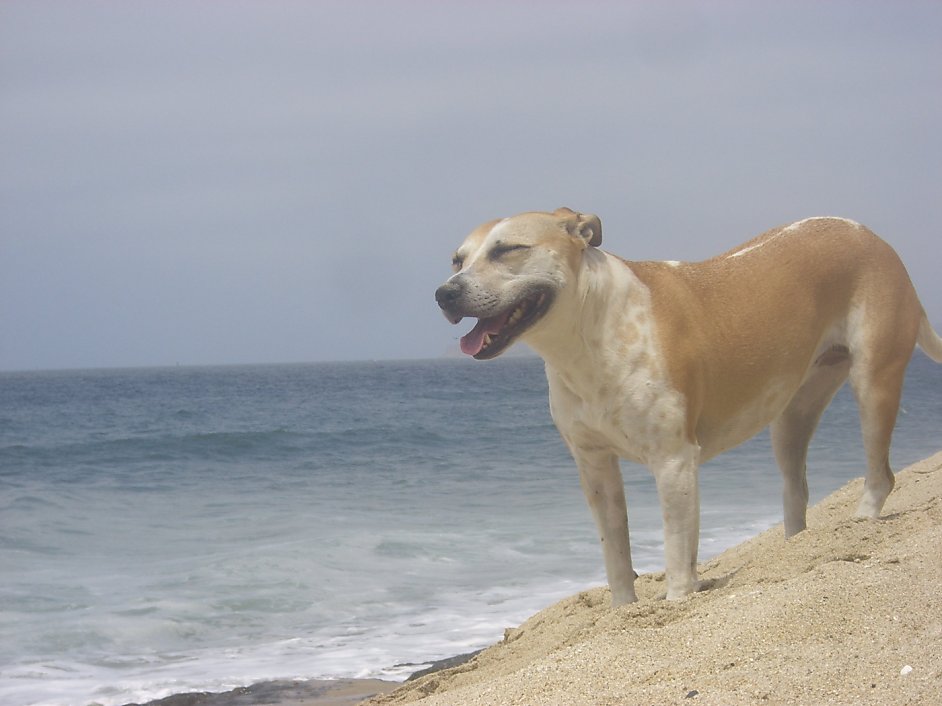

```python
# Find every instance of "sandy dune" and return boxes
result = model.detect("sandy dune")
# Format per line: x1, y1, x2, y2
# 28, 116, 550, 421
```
367, 451, 942, 706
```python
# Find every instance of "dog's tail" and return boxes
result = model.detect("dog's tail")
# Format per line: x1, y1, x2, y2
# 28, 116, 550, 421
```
917, 311, 942, 363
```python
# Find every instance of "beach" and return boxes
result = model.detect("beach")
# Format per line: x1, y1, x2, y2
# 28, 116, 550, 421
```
12, 358, 937, 706
131, 450, 942, 706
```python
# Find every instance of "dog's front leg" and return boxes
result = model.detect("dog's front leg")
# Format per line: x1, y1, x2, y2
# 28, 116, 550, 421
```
652, 445, 701, 600
574, 447, 637, 606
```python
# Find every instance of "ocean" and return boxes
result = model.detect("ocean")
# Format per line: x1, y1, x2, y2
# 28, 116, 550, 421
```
1, 355, 940, 706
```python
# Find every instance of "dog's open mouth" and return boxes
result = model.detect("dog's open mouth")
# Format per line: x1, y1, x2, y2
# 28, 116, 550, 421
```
459, 290, 552, 360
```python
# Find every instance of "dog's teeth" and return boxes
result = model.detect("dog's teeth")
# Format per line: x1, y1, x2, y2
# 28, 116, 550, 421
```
483, 333, 492, 347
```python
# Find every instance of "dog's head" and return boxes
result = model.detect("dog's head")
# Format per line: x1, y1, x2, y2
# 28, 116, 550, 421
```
435, 207, 602, 359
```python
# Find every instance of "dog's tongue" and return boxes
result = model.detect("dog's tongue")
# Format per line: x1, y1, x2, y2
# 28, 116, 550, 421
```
460, 312, 511, 356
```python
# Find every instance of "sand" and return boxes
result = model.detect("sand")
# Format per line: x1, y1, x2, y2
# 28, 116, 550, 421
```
364, 451, 942, 706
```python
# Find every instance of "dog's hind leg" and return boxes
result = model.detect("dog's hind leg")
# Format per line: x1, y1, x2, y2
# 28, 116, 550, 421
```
848, 305, 920, 519
849, 358, 909, 519
771, 358, 850, 537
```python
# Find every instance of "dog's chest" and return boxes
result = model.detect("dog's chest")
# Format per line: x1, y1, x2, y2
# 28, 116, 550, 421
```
546, 366, 687, 464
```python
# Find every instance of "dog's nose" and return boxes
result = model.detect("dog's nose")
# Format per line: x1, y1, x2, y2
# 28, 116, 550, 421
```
435, 281, 462, 309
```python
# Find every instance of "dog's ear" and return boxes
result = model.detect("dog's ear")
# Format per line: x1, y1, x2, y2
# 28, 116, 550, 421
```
555, 207, 602, 247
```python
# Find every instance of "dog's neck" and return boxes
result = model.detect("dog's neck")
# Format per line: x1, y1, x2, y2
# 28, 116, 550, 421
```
523, 249, 657, 389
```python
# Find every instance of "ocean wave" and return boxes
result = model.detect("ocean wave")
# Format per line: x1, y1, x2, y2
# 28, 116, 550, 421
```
2, 425, 460, 475
2, 429, 308, 471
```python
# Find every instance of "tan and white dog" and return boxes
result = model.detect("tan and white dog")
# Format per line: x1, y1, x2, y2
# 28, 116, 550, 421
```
435, 207, 942, 605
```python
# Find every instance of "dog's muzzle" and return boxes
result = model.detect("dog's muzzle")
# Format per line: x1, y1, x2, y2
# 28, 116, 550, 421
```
434, 277, 554, 359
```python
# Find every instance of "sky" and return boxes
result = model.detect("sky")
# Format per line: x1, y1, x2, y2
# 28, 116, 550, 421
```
1, 1, 941, 371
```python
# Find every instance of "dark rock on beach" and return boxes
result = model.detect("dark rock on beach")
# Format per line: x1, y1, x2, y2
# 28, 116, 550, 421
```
403, 649, 483, 681
119, 652, 482, 706
120, 678, 396, 706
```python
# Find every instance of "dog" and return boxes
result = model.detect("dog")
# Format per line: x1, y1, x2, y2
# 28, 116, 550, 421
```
435, 207, 942, 605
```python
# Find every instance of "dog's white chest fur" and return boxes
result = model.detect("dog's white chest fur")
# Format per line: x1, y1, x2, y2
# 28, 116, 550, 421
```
540, 264, 689, 465
548, 364, 688, 465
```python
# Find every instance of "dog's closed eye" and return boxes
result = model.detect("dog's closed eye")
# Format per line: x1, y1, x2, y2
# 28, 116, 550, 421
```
489, 244, 530, 260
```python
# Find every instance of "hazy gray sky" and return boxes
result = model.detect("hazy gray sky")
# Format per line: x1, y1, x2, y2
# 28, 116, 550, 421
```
2, 1, 940, 371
